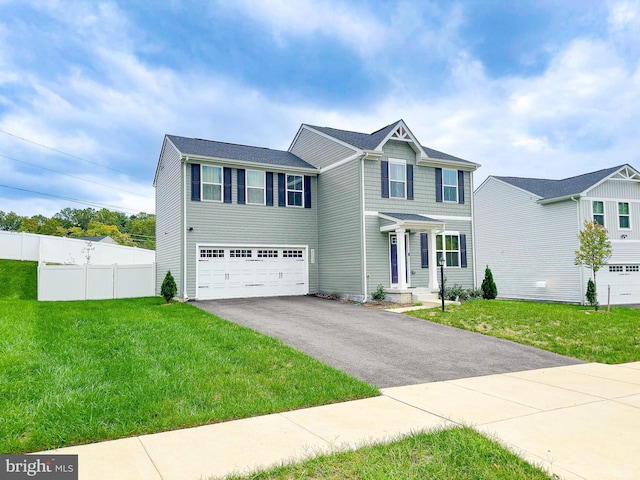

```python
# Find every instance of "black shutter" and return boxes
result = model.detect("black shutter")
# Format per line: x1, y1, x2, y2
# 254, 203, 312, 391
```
304, 175, 312, 208
266, 172, 274, 206
381, 161, 389, 198
191, 164, 200, 201
458, 170, 465, 204
421, 233, 428, 268
435, 168, 443, 203
407, 164, 414, 200
237, 169, 245, 205
223, 167, 232, 203
278, 173, 286, 206
460, 234, 467, 268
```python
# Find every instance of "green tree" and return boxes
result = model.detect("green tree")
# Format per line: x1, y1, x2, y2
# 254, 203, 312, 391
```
0, 211, 22, 231
161, 271, 177, 303
585, 278, 597, 308
481, 266, 498, 300
575, 220, 612, 310
86, 221, 133, 246
39, 217, 64, 236
18, 217, 40, 233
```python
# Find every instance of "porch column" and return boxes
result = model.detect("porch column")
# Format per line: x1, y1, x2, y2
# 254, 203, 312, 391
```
396, 228, 407, 290
428, 230, 438, 290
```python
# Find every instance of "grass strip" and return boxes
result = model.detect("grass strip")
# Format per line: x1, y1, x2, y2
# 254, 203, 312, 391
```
408, 299, 640, 363
224, 427, 552, 480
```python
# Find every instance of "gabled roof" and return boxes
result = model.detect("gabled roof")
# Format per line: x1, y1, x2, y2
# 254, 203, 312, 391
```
166, 135, 316, 170
304, 121, 475, 165
380, 212, 440, 222
495, 164, 634, 201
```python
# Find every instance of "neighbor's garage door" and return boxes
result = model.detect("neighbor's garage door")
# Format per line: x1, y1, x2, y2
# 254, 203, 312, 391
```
598, 265, 640, 304
197, 246, 307, 300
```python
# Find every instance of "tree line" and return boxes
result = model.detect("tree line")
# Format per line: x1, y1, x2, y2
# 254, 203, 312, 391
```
0, 208, 155, 250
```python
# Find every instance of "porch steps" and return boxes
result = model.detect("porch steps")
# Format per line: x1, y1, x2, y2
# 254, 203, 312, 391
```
411, 288, 440, 304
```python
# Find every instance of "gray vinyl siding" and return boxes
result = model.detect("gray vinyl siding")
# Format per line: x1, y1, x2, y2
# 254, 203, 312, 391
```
316, 159, 363, 297
581, 180, 640, 241
587, 179, 640, 200
290, 127, 358, 169
185, 164, 318, 298
474, 178, 582, 303
364, 141, 473, 218
155, 139, 184, 297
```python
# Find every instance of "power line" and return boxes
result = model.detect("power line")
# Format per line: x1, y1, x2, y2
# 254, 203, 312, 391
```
0, 129, 148, 181
0, 184, 144, 214
0, 152, 151, 199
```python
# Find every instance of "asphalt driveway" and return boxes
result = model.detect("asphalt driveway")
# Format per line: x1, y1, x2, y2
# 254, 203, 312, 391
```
195, 296, 583, 388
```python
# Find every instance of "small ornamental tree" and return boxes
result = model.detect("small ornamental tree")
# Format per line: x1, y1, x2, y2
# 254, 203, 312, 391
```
161, 270, 177, 303
481, 266, 498, 300
575, 220, 612, 310
586, 278, 597, 308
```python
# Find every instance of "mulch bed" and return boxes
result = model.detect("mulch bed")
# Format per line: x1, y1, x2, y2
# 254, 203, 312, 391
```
314, 293, 405, 309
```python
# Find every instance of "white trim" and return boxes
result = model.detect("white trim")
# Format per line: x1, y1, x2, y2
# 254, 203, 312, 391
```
183, 154, 318, 175
618, 201, 632, 230
418, 158, 480, 171
319, 151, 363, 174
374, 120, 429, 160
470, 171, 476, 288
360, 157, 368, 300
442, 168, 459, 203
285, 174, 304, 208
182, 160, 188, 300
153, 136, 182, 187
583, 165, 640, 196
435, 231, 462, 269
201, 164, 223, 203
388, 158, 407, 200
484, 177, 544, 200
365, 211, 472, 221
245, 169, 266, 206
592, 199, 605, 226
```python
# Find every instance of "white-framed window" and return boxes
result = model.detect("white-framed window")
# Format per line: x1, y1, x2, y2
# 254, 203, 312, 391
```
593, 201, 605, 226
443, 169, 458, 202
609, 265, 623, 272
200, 248, 224, 258
436, 234, 460, 267
619, 202, 630, 229
202, 165, 223, 202
246, 170, 265, 205
389, 160, 406, 199
287, 175, 303, 207
282, 250, 303, 258
257, 249, 278, 258
230, 249, 252, 258
626, 265, 639, 272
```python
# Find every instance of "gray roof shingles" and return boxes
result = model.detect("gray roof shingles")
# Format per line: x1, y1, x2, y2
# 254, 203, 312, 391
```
381, 212, 441, 222
495, 165, 628, 200
305, 121, 473, 165
166, 135, 316, 170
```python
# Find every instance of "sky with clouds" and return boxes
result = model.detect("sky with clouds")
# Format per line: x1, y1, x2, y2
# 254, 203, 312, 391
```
1, 0, 640, 217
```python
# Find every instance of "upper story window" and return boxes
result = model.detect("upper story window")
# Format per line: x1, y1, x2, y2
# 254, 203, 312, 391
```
389, 161, 406, 199
202, 165, 223, 202
287, 175, 303, 207
443, 169, 458, 202
593, 201, 605, 226
246, 170, 265, 205
436, 234, 460, 267
619, 202, 630, 229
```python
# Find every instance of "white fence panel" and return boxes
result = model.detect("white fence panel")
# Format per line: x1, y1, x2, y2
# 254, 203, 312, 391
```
38, 265, 86, 301
38, 263, 156, 301
0, 231, 40, 261
114, 264, 155, 299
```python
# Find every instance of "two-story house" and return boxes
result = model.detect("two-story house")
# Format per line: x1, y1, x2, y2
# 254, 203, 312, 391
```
154, 120, 479, 302
474, 164, 640, 305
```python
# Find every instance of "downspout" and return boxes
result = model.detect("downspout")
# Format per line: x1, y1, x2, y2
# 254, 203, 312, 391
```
183, 158, 188, 301
360, 154, 368, 302
470, 171, 477, 289
572, 196, 583, 304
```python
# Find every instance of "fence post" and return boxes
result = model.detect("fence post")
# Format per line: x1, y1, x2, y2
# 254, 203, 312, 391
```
113, 264, 118, 299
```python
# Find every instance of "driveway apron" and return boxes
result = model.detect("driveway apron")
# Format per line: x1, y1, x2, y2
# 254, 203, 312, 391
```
194, 296, 582, 388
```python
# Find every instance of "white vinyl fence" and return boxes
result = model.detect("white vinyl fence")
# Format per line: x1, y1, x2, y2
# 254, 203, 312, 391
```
0, 231, 155, 264
38, 263, 156, 301
0, 231, 157, 301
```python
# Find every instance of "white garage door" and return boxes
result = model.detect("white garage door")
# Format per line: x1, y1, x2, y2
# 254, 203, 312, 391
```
598, 265, 640, 305
197, 246, 308, 300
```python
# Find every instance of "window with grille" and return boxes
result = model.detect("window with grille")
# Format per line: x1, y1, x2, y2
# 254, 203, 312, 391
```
609, 265, 623, 272
200, 248, 224, 258
230, 249, 252, 258
282, 250, 303, 258
626, 265, 639, 272
257, 249, 278, 258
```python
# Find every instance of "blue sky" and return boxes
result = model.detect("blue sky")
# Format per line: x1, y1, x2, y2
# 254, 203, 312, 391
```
1, 0, 639, 216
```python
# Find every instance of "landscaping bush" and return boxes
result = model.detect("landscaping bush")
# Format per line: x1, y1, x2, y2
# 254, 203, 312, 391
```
443, 284, 482, 302
586, 278, 598, 310
371, 284, 386, 301
481, 266, 498, 299
161, 270, 177, 303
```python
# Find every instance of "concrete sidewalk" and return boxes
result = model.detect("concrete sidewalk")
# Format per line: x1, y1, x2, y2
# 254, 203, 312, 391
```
42, 362, 640, 480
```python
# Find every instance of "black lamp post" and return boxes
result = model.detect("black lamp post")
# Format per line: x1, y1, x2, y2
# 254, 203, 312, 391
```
439, 257, 445, 312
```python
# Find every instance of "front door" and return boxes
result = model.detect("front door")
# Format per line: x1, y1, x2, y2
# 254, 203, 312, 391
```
389, 234, 410, 287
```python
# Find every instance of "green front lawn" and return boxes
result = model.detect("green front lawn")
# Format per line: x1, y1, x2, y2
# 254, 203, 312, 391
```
408, 300, 640, 363
224, 427, 552, 480
0, 268, 378, 453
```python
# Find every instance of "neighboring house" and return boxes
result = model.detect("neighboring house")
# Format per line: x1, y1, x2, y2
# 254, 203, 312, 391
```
154, 120, 479, 302
78, 235, 117, 245
474, 164, 640, 305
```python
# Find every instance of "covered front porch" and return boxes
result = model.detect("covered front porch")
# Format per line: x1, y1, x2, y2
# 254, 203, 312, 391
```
378, 212, 446, 302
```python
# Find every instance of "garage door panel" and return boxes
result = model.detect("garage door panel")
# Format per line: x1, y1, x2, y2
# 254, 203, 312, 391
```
197, 246, 308, 300
598, 265, 640, 305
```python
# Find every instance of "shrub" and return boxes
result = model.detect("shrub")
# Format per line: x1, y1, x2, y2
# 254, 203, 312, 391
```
586, 278, 598, 310
161, 270, 177, 303
371, 284, 386, 301
481, 266, 498, 300
444, 284, 469, 302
